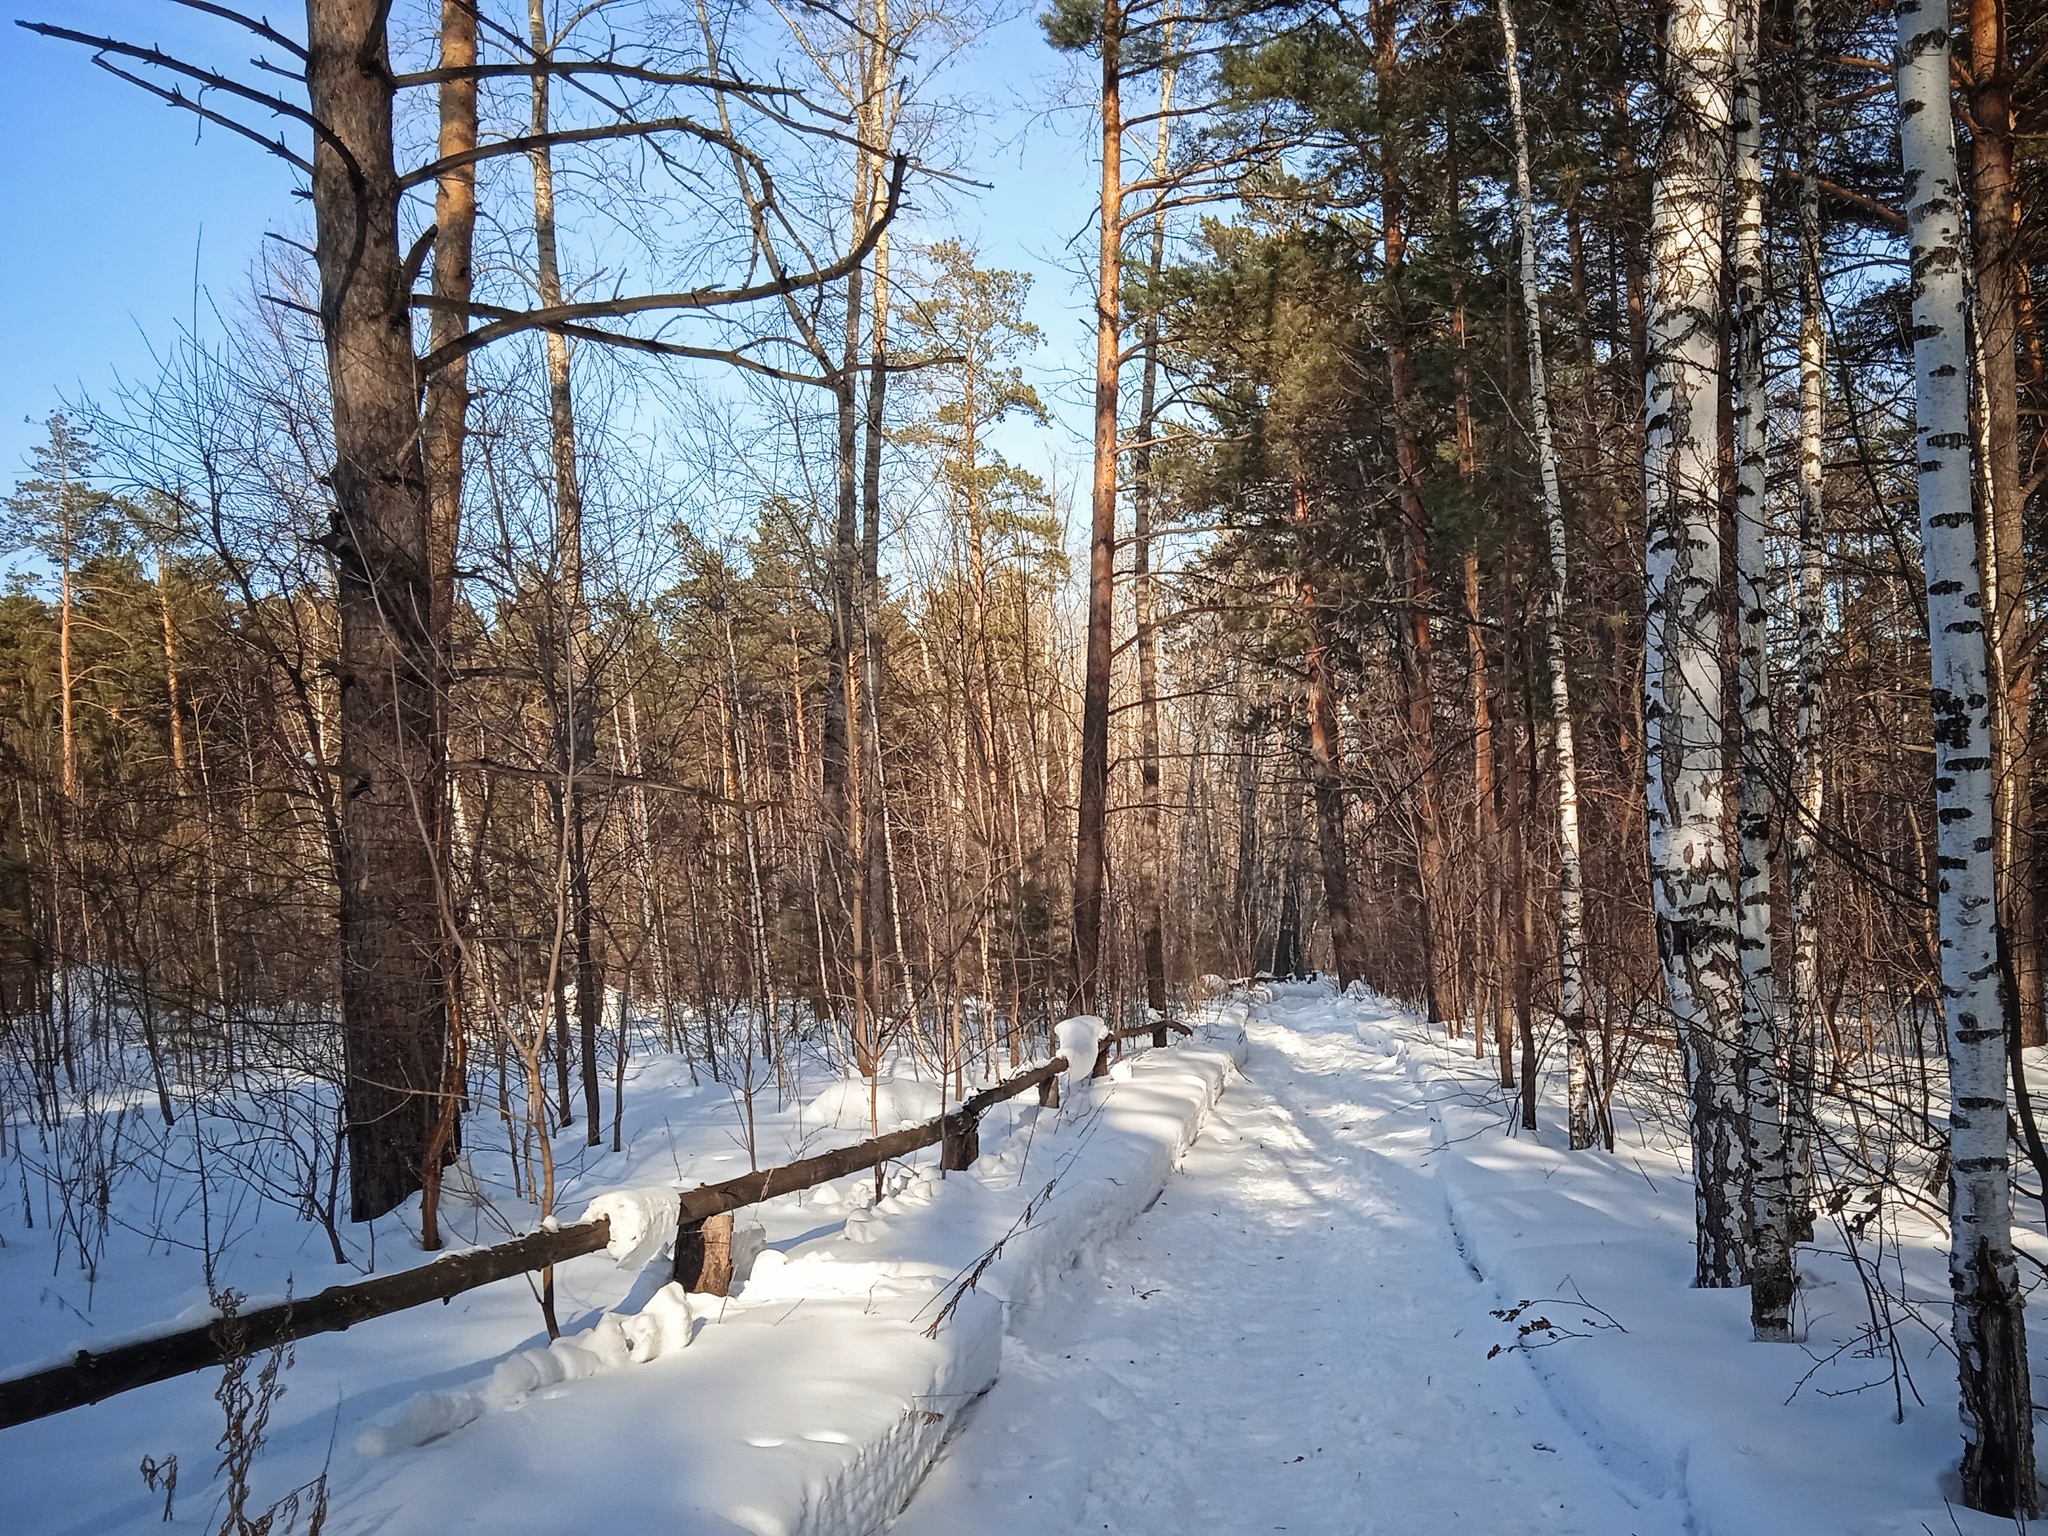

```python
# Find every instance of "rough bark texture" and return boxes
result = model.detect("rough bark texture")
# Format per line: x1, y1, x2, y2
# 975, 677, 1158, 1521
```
1897, 0, 2037, 1508
305, 0, 450, 1224
1374, 0, 1453, 1027
1643, 0, 1746, 1286
1072, 0, 1123, 1016
1968, 0, 2042, 1050
1731, 0, 1792, 1339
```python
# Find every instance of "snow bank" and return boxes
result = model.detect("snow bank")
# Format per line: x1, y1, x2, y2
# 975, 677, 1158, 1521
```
356, 1282, 697, 1455
1345, 989, 2026, 1536
336, 1020, 1245, 1536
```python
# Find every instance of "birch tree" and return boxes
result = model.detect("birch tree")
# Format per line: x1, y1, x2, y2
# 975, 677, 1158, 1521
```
1896, 0, 2036, 1507
1498, 0, 1590, 1150
1729, 0, 1793, 1340
1785, 0, 1824, 1244
1643, 0, 1747, 1285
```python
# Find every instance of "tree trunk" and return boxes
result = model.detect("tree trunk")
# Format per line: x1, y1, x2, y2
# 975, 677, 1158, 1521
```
1731, 0, 1792, 1339
422, 0, 476, 658
417, 0, 479, 1237
1072, 0, 1123, 1015
1501, 0, 1591, 1148
1642, 0, 1747, 1287
1133, 49, 1177, 1033
860, 173, 895, 1039
1785, 0, 1824, 1244
526, 1, 602, 1141
304, 0, 449, 1223
1968, 0, 2041, 1050
1372, 0, 1454, 1029
831, 137, 874, 1069
1897, 0, 2037, 1509
1296, 477, 1360, 988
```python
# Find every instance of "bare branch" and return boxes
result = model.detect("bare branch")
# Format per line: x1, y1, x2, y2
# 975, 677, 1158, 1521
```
415, 152, 910, 376
162, 0, 306, 60
89, 57, 313, 173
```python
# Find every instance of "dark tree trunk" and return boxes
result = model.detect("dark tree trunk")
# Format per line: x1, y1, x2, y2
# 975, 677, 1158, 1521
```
1072, 0, 1123, 1016
305, 0, 449, 1223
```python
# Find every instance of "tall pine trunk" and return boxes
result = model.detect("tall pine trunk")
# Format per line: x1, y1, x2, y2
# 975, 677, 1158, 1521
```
305, 0, 449, 1223
1072, 0, 1124, 1015
1133, 45, 1178, 1032
1967, 0, 2041, 1048
1373, 0, 1454, 1028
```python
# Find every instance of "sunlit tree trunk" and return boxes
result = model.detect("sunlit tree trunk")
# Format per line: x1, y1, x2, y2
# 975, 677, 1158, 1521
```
1966, 0, 2040, 1049
1501, 0, 1590, 1147
1134, 44, 1177, 1030
1896, 0, 2036, 1508
1642, 0, 1746, 1286
1072, 0, 1124, 1015
304, 0, 449, 1223
1785, 0, 1824, 1243
1730, 0, 1792, 1339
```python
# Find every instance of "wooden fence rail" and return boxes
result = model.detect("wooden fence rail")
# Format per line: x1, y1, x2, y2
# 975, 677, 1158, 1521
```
0, 1220, 612, 1430
0, 1023, 1194, 1432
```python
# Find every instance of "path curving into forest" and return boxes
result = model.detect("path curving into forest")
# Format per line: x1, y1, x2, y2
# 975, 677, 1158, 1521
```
888, 986, 1689, 1536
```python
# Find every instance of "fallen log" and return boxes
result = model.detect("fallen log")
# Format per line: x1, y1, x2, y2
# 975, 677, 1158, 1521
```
0, 1217, 612, 1431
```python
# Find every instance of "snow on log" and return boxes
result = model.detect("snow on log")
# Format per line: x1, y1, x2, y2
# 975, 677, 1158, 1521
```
338, 1018, 1248, 1536
0, 1217, 613, 1430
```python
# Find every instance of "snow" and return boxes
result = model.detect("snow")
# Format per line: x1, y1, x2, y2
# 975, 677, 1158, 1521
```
891, 980, 1686, 1535
1053, 1014, 1108, 1101
1356, 986, 2032, 1536
8, 982, 2041, 1535
582, 1184, 682, 1265
0, 1013, 1241, 1536
333, 1018, 1243, 1536
896, 982, 2048, 1534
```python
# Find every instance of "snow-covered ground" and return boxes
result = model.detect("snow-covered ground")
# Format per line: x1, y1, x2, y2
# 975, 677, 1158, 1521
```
893, 982, 2044, 1536
7, 982, 2042, 1534
891, 982, 1686, 1535
0, 1009, 1245, 1536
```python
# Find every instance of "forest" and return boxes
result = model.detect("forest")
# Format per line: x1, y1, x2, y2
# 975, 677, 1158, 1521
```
1, 0, 2043, 1527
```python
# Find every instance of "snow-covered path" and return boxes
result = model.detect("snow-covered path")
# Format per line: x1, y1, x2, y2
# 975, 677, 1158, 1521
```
890, 988, 1686, 1535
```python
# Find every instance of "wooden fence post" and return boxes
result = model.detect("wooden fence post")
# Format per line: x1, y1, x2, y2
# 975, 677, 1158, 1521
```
940, 1110, 981, 1171
673, 1211, 735, 1296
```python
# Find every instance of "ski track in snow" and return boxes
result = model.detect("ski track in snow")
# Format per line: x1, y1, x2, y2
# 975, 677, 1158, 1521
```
890, 988, 1687, 1536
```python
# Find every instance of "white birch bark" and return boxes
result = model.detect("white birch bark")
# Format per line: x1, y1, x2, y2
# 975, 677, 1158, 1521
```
1730, 0, 1792, 1340
1896, 0, 2036, 1509
1644, 0, 1747, 1286
1499, 0, 1591, 1151
1785, 0, 1824, 1244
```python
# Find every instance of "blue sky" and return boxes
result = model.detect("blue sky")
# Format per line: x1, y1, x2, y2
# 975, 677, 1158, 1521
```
1, 4, 1102, 489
